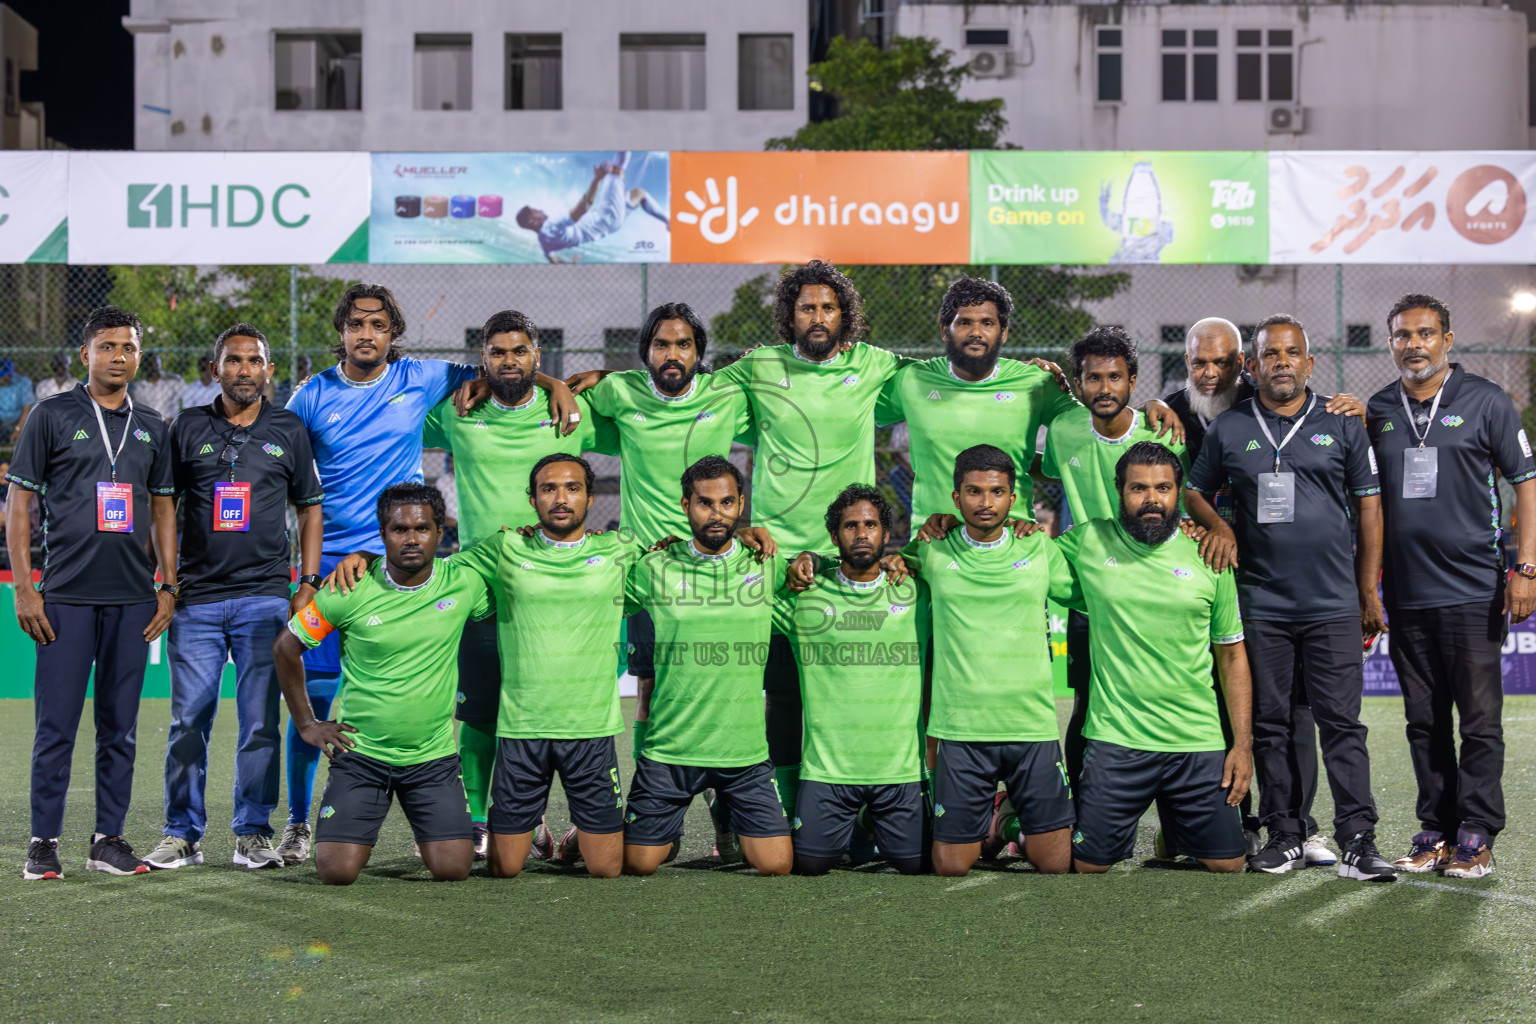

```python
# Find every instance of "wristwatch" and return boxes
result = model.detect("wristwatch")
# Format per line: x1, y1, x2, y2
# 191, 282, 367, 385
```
297, 574, 323, 587
1515, 563, 1536, 579
157, 581, 181, 599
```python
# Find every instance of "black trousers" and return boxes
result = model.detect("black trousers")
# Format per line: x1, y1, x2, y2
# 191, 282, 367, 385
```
31, 601, 156, 839
1247, 617, 1377, 841
1066, 609, 1320, 834
1387, 598, 1507, 839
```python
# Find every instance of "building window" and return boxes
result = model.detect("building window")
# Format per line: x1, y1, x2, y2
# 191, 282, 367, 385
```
1095, 27, 1122, 103
620, 33, 705, 111
738, 34, 793, 111
539, 328, 565, 380
1346, 324, 1372, 349
506, 33, 562, 110
1161, 29, 1217, 103
275, 33, 362, 110
415, 34, 472, 111
1236, 29, 1293, 102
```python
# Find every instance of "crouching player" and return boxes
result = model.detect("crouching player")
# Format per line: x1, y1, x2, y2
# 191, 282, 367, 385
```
775, 485, 930, 876
902, 445, 1074, 875
1054, 443, 1253, 874
272, 484, 493, 884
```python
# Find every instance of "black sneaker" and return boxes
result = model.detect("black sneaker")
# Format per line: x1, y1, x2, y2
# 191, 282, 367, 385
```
86, 834, 150, 876
1338, 830, 1397, 883
22, 838, 63, 880
1247, 831, 1304, 874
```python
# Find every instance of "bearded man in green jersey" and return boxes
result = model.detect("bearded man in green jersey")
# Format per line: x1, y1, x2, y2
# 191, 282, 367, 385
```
1041, 327, 1190, 790
1053, 443, 1253, 874
273, 484, 494, 885
423, 310, 611, 860
773, 485, 930, 876
901, 445, 1074, 876
621, 456, 792, 876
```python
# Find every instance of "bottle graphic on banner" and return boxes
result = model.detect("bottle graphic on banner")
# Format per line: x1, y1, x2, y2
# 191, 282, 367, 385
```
1100, 161, 1175, 263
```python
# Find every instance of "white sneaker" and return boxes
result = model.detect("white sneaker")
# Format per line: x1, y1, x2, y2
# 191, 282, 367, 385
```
144, 835, 203, 870
233, 833, 283, 869
1303, 834, 1337, 867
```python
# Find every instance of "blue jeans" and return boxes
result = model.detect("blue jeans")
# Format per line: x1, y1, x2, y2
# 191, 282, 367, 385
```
164, 596, 289, 841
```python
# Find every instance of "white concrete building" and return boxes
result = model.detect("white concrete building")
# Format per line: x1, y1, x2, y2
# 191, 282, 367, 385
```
896, 1, 1529, 151
0, 5, 49, 149
123, 0, 807, 152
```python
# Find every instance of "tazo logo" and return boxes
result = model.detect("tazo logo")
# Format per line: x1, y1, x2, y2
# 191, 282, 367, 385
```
677, 176, 759, 244
127, 184, 313, 229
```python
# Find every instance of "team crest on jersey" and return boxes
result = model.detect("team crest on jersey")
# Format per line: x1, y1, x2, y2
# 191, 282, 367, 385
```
696, 411, 715, 421
1245, 440, 1261, 451
1172, 567, 1193, 579
1104, 557, 1118, 567
934, 804, 946, 817
320, 806, 335, 819
367, 615, 384, 626
633, 412, 647, 422
327, 413, 342, 424
1012, 559, 1030, 569
946, 560, 960, 570
1309, 434, 1335, 447
742, 573, 764, 586
520, 561, 534, 570
474, 420, 488, 430
199, 443, 214, 454
1441, 414, 1464, 428
133, 429, 151, 443
539, 419, 556, 428
436, 598, 457, 611
388, 394, 407, 405
71, 429, 89, 440
777, 376, 790, 388
928, 390, 942, 400
263, 443, 285, 457
842, 375, 859, 386
888, 604, 910, 615
585, 555, 605, 566
456, 691, 466, 704
1069, 456, 1081, 467
1381, 421, 1394, 432
994, 391, 1016, 403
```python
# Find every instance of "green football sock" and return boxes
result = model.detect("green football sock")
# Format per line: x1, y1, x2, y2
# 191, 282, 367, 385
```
458, 720, 497, 824
632, 719, 649, 762
1002, 816, 1022, 844
773, 764, 801, 819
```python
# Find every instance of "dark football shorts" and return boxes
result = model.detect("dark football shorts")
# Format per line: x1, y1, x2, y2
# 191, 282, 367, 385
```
626, 610, 655, 679
488, 736, 624, 836
624, 757, 790, 846
454, 616, 501, 725
792, 780, 923, 861
931, 739, 1074, 845
1071, 740, 1245, 866
314, 751, 472, 846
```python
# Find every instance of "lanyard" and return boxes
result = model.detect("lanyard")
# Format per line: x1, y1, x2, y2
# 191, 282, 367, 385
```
1399, 381, 1445, 450
89, 393, 135, 484
1252, 394, 1315, 473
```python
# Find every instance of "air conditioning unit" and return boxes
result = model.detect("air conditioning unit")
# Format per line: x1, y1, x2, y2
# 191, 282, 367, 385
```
964, 47, 1011, 79
1267, 104, 1306, 134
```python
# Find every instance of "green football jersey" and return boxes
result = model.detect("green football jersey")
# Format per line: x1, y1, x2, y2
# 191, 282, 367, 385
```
288, 558, 494, 766
772, 567, 929, 786
1042, 408, 1189, 525
1051, 519, 1244, 753
423, 388, 611, 549
876, 357, 1079, 529
583, 370, 754, 549
900, 528, 1070, 743
452, 530, 628, 740
710, 343, 910, 558
624, 540, 781, 768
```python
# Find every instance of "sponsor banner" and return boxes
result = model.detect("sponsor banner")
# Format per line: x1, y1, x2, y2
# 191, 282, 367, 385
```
1365, 611, 1536, 697
0, 152, 67, 262
971, 151, 1267, 265
1269, 151, 1536, 263
371, 151, 669, 264
670, 151, 968, 264
68, 151, 370, 264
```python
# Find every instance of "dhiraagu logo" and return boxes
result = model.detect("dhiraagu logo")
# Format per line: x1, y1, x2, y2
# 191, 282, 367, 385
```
127, 183, 313, 228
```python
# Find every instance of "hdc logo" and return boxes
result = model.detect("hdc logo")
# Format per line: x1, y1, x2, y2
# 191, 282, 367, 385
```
127, 184, 313, 229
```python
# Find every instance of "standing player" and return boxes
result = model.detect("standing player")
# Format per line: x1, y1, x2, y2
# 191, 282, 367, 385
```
1185, 315, 1393, 881
621, 456, 791, 876
279, 283, 578, 864
773, 485, 929, 876
1055, 443, 1252, 874
1041, 327, 1188, 789
902, 445, 1073, 876
1369, 294, 1536, 878
273, 484, 492, 884
422, 310, 611, 859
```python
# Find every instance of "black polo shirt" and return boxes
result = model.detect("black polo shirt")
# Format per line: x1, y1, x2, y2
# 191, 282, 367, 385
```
1188, 389, 1379, 622
1367, 364, 1536, 611
1165, 377, 1257, 463
5, 386, 175, 605
171, 397, 324, 605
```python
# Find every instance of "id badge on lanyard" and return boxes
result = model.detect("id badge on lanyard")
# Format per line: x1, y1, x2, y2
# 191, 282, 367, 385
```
91, 395, 137, 533
213, 481, 252, 531
1399, 384, 1443, 500
1251, 395, 1314, 526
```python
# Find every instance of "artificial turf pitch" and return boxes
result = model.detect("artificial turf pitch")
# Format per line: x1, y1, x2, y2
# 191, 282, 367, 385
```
1, 697, 1533, 1024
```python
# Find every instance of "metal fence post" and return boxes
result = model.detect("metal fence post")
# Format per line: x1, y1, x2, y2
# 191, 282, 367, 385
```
641, 263, 650, 327
1334, 263, 1346, 393
289, 264, 299, 386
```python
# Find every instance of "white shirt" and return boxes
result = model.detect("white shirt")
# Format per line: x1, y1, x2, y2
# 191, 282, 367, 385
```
33, 376, 79, 403
132, 375, 186, 421
180, 380, 222, 411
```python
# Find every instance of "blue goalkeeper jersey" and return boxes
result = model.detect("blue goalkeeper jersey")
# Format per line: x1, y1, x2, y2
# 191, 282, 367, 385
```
287, 356, 476, 553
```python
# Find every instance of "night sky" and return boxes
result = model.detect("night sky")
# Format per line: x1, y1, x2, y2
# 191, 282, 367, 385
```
9, 0, 132, 150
